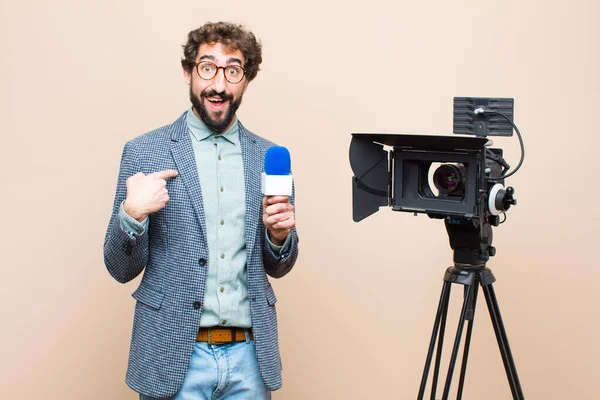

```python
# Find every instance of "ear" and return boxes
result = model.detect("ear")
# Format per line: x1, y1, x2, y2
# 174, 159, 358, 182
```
183, 66, 192, 85
242, 79, 249, 94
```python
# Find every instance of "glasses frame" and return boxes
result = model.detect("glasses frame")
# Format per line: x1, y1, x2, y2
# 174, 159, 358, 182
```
193, 61, 246, 84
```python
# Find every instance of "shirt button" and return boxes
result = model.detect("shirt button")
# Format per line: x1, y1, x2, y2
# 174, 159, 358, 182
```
218, 155, 222, 161
193, 301, 201, 310
199, 258, 207, 266
220, 187, 224, 192
220, 219, 224, 225
220, 287, 225, 293
220, 253, 225, 259
221, 320, 227, 325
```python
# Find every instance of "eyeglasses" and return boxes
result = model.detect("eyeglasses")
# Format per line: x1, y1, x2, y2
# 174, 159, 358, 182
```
194, 61, 246, 84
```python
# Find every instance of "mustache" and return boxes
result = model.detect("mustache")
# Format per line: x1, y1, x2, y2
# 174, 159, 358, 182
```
201, 89, 233, 102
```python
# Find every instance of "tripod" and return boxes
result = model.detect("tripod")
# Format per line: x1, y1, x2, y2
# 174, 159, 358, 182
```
417, 219, 525, 400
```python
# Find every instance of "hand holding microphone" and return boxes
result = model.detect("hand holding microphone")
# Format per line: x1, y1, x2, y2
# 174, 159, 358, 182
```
262, 146, 295, 245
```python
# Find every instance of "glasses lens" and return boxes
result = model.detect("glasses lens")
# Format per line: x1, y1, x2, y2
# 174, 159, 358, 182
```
197, 62, 217, 79
224, 66, 244, 83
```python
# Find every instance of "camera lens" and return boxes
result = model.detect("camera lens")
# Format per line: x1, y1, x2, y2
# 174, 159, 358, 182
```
433, 164, 465, 195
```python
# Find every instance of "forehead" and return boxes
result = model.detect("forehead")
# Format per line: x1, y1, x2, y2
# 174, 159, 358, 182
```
197, 42, 244, 65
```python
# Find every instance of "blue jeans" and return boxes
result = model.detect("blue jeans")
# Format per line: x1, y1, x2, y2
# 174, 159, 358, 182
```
140, 336, 270, 400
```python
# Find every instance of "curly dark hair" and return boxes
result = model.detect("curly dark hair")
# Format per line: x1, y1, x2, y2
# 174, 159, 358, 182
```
181, 21, 263, 82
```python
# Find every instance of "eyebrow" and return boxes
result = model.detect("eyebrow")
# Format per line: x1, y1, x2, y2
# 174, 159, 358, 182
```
198, 55, 243, 66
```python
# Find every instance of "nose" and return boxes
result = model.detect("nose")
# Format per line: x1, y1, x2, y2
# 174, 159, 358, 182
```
211, 68, 227, 92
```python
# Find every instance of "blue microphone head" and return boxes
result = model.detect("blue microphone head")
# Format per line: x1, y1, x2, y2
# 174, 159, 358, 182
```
264, 146, 291, 175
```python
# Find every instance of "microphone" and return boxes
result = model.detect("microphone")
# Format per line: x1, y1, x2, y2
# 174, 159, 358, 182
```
261, 146, 292, 196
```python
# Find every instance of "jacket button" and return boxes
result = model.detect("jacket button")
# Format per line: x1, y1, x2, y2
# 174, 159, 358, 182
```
193, 301, 201, 310
199, 258, 206, 266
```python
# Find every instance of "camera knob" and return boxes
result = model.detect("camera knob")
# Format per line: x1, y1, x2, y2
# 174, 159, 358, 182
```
503, 187, 517, 208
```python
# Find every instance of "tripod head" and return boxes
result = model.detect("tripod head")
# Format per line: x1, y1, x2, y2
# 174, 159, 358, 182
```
444, 184, 516, 267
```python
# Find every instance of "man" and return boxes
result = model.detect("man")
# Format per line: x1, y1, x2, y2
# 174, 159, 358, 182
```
103, 21, 298, 399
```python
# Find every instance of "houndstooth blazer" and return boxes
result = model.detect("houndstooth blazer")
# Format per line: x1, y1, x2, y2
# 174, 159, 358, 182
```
103, 112, 299, 397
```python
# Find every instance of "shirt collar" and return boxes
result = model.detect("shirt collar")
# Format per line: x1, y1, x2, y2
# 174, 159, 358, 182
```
186, 107, 239, 145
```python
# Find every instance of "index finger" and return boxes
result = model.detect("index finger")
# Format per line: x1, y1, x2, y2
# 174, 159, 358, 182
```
150, 169, 179, 179
266, 195, 290, 204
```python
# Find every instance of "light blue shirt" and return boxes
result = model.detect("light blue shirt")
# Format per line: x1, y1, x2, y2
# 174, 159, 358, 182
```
119, 108, 290, 327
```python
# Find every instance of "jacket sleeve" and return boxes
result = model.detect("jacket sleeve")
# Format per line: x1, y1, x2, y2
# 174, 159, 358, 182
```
262, 182, 299, 278
103, 141, 149, 283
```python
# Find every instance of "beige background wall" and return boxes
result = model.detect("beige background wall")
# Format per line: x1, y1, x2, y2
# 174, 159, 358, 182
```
1, 0, 598, 398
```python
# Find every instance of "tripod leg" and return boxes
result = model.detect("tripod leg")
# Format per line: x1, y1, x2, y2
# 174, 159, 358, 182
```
418, 281, 452, 400
441, 282, 474, 400
430, 282, 451, 400
482, 283, 525, 400
456, 280, 480, 399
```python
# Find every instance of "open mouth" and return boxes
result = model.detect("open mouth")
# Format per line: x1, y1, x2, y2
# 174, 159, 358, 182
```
205, 96, 229, 111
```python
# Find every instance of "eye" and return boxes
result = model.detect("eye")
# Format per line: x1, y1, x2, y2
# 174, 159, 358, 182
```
201, 64, 215, 73
226, 66, 241, 76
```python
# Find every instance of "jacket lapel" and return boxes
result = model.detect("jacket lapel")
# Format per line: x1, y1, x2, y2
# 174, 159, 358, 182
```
239, 122, 262, 262
169, 113, 207, 238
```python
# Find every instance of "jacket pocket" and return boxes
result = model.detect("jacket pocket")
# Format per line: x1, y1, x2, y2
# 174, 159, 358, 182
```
132, 284, 164, 310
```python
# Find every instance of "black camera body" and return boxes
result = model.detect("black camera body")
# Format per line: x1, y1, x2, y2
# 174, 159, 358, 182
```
350, 133, 507, 220
392, 134, 494, 219
350, 97, 517, 265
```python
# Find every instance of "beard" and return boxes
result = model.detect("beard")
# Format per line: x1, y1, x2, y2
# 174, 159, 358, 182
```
190, 87, 243, 134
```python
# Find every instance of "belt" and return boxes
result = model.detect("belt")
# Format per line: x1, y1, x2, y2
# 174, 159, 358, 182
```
196, 327, 253, 344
